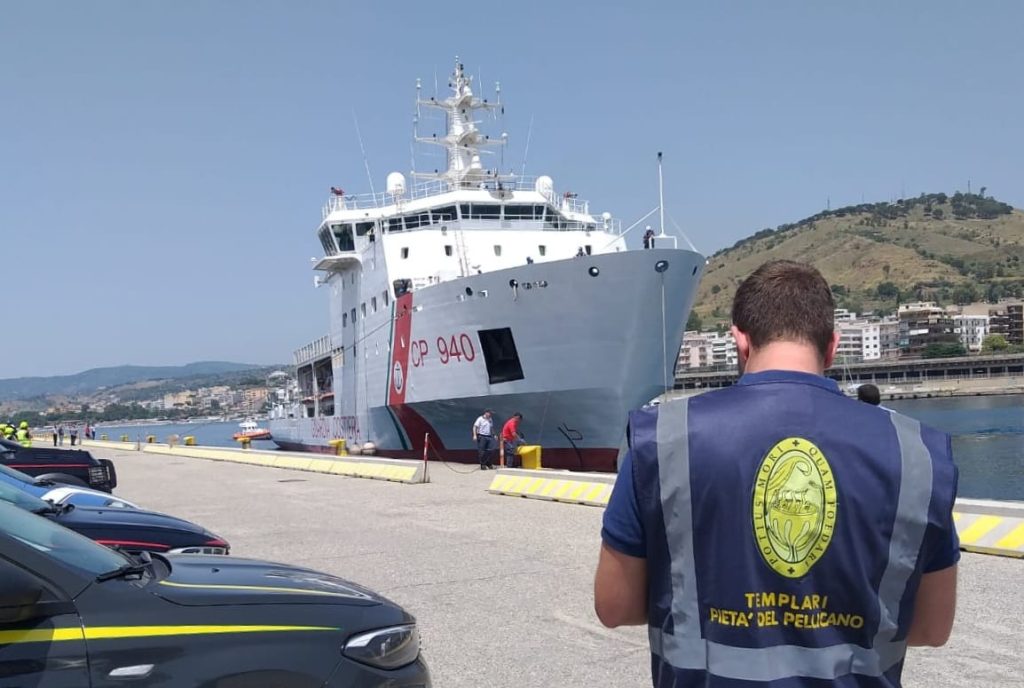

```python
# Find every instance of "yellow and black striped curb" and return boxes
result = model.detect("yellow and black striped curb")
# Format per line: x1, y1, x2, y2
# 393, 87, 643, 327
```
487, 469, 614, 507
84, 440, 425, 484
488, 471, 1024, 559
954, 498, 1024, 559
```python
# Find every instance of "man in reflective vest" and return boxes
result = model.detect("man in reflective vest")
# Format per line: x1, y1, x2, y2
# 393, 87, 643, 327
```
16, 421, 33, 447
595, 260, 958, 687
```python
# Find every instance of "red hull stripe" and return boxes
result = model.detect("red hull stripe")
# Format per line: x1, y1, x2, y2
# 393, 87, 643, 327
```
387, 293, 414, 406
388, 404, 447, 452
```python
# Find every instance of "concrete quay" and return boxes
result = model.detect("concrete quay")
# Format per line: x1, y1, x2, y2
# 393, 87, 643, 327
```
88, 445, 1023, 688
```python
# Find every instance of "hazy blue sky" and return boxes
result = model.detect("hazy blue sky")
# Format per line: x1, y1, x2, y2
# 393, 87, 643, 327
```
2, 2, 1022, 377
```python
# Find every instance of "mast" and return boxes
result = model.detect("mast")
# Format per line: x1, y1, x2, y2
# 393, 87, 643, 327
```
413, 58, 508, 189
657, 152, 666, 237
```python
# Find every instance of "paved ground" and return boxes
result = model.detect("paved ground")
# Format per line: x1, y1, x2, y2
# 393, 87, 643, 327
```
93, 447, 1023, 687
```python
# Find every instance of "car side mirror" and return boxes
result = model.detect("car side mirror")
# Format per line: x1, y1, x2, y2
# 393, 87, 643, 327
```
0, 565, 44, 624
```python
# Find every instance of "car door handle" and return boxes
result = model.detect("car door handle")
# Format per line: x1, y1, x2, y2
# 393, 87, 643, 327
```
108, 664, 155, 679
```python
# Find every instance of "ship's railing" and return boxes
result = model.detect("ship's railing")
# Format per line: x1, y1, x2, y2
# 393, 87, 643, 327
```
293, 334, 332, 366
321, 176, 605, 221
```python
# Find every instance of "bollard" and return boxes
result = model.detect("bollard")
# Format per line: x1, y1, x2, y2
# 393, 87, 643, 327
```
100, 433, 108, 440
237, 437, 251, 450
328, 438, 347, 456
184, 436, 196, 446
120, 434, 130, 442
146, 435, 156, 443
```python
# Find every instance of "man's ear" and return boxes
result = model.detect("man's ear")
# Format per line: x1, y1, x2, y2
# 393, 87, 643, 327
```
823, 330, 840, 369
731, 325, 750, 365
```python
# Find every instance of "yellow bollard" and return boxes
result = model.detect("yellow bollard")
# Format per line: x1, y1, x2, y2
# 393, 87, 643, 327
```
328, 438, 347, 456
100, 433, 108, 440
120, 434, 130, 442
237, 437, 252, 450
146, 435, 156, 443
184, 436, 196, 446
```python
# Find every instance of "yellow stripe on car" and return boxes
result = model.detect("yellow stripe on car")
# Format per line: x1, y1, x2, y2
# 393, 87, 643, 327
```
0, 625, 337, 645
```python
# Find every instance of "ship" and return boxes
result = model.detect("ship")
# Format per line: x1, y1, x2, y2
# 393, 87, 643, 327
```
269, 60, 705, 472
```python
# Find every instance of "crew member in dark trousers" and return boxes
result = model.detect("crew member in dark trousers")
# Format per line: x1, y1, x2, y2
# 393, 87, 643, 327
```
69, 426, 78, 446
472, 409, 496, 470
58, 425, 64, 445
52, 427, 58, 446
501, 413, 524, 468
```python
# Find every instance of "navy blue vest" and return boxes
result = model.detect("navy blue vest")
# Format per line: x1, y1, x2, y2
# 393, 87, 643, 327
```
630, 372, 957, 687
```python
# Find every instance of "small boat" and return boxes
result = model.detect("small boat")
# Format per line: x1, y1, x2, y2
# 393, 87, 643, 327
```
232, 420, 273, 441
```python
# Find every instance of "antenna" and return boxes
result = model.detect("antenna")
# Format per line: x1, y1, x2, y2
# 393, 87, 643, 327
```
520, 114, 534, 178
352, 109, 377, 202
657, 152, 666, 237
412, 78, 421, 173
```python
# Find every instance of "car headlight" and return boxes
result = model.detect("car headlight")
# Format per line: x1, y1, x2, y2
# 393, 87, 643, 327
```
343, 624, 419, 670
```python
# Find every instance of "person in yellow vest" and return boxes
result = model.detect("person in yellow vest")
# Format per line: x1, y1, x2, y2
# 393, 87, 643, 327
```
0, 423, 10, 439
16, 421, 32, 447
3, 423, 16, 440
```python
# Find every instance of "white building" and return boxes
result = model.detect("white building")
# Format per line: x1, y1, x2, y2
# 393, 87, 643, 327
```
834, 308, 859, 323
836, 318, 901, 362
677, 330, 737, 370
678, 331, 714, 370
953, 314, 989, 352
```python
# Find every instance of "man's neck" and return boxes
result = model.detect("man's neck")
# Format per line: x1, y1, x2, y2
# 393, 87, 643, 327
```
742, 342, 826, 376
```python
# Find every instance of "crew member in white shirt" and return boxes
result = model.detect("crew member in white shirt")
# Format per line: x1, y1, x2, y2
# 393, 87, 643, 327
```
472, 409, 496, 470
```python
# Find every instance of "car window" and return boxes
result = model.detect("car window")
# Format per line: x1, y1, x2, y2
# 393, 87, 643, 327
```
0, 477, 50, 511
0, 463, 36, 485
0, 501, 128, 575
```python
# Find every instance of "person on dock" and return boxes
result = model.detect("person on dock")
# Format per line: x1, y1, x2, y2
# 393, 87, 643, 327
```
58, 425, 64, 445
472, 409, 496, 470
15, 421, 32, 447
501, 412, 524, 468
69, 426, 78, 446
52, 427, 58, 447
595, 259, 959, 687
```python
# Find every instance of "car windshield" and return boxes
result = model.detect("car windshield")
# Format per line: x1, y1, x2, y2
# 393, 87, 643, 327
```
0, 463, 36, 486
0, 477, 50, 511
0, 501, 129, 575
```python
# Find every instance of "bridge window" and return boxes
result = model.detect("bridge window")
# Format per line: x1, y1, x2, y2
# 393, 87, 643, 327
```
504, 204, 543, 220
355, 221, 375, 236
405, 212, 431, 230
432, 206, 457, 223
466, 204, 501, 220
387, 218, 404, 233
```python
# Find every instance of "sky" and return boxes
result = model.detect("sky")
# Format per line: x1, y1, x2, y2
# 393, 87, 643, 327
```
2, 1, 1022, 378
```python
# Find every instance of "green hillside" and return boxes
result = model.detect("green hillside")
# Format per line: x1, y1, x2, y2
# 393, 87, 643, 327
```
692, 192, 1024, 324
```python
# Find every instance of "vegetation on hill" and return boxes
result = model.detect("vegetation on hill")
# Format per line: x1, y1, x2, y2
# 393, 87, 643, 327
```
692, 192, 1024, 322
0, 361, 272, 402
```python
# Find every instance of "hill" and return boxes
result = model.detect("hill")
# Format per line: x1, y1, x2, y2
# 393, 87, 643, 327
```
0, 362, 268, 402
691, 192, 1024, 324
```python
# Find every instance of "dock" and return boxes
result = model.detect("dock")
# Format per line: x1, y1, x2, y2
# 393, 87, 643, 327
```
84, 444, 1022, 687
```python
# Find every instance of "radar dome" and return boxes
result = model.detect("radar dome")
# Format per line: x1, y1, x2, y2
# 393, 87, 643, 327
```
386, 172, 407, 197
535, 175, 554, 198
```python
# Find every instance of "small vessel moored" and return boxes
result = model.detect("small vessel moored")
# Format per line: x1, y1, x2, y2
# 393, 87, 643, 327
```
232, 420, 273, 441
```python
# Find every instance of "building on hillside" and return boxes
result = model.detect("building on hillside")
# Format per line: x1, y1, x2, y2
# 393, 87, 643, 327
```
953, 314, 990, 352
897, 302, 956, 356
989, 302, 1023, 345
835, 318, 900, 363
833, 308, 859, 323
678, 332, 714, 371
676, 331, 737, 370
836, 322, 866, 362
241, 388, 269, 414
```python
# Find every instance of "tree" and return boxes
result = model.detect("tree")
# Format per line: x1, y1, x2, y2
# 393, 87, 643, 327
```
875, 282, 900, 301
831, 284, 848, 297
922, 342, 967, 358
982, 334, 1009, 352
686, 311, 703, 332
932, 208, 944, 220
951, 283, 979, 305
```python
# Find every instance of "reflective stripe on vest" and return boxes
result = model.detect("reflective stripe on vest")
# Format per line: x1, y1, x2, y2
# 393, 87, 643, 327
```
648, 399, 934, 682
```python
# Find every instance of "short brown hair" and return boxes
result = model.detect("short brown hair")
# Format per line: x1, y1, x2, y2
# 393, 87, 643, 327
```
731, 260, 835, 359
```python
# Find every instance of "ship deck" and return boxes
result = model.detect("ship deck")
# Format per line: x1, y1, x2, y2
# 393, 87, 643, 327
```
90, 445, 1022, 688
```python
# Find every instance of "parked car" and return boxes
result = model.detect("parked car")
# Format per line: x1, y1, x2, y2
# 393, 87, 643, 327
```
0, 437, 116, 492
0, 500, 430, 687
0, 479, 228, 556
0, 461, 139, 509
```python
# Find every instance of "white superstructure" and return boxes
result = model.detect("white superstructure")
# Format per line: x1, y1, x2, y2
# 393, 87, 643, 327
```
270, 60, 705, 471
